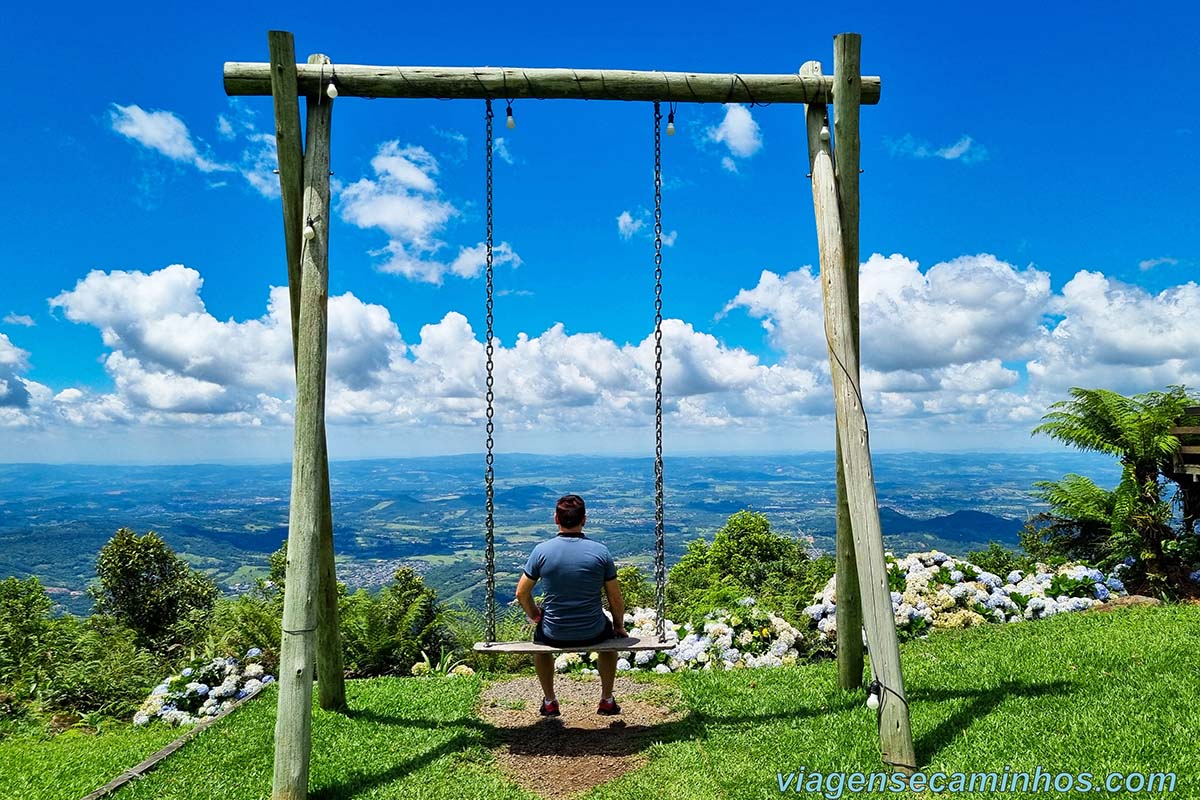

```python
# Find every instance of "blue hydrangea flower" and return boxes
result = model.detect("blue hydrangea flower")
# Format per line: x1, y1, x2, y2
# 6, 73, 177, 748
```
1105, 576, 1126, 593
246, 647, 263, 659
181, 668, 194, 678
1093, 583, 1110, 601
262, 675, 275, 684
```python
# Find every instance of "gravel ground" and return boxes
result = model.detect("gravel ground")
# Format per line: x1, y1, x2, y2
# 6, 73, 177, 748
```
478, 674, 685, 799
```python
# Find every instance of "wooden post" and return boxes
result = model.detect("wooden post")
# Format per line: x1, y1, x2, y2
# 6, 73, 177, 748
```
272, 57, 334, 800
802, 59, 916, 773
269, 35, 347, 715
832, 33, 864, 691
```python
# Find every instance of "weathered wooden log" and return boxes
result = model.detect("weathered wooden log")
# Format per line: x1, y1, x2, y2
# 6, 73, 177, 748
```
272, 59, 334, 800
224, 62, 881, 104
803, 59, 916, 774
831, 34, 865, 692
270, 38, 347, 716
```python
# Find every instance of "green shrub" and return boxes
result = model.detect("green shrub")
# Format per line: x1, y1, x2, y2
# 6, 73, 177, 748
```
667, 509, 824, 626
966, 541, 1033, 577
0, 577, 53, 697
90, 528, 219, 654
340, 567, 452, 677
616, 565, 655, 609
444, 602, 532, 673
203, 593, 282, 674
40, 615, 162, 718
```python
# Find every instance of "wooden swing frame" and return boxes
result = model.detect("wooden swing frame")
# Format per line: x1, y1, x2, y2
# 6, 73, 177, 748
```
224, 30, 913, 800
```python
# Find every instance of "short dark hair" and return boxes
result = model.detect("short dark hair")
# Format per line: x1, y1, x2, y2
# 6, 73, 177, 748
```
555, 494, 586, 528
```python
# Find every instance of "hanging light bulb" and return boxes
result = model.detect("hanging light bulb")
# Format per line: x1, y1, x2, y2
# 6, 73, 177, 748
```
820, 125, 830, 143
506, 105, 515, 129
326, 81, 338, 99
866, 691, 879, 710
303, 223, 315, 241
666, 111, 676, 136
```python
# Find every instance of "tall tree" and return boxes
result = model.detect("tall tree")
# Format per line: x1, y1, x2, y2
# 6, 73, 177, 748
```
1032, 386, 1199, 592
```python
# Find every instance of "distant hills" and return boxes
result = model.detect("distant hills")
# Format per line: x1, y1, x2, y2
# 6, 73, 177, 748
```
0, 451, 1117, 614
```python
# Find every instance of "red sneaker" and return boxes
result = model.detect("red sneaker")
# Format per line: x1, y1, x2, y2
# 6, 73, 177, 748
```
539, 699, 560, 717
597, 697, 621, 716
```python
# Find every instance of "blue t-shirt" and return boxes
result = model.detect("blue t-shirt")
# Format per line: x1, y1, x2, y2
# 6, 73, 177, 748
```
523, 533, 618, 641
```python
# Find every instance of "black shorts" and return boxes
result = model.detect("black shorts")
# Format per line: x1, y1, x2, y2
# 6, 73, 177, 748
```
534, 617, 615, 648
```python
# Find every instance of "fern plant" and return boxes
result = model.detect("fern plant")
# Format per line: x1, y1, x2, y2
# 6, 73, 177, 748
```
1032, 385, 1200, 595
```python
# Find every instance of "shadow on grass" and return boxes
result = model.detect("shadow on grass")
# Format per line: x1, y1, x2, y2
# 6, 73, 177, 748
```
909, 679, 1076, 764
320, 677, 1074, 797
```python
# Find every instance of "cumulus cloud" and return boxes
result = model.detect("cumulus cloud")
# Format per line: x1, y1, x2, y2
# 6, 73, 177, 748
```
709, 105, 763, 162
339, 141, 521, 283
887, 134, 988, 163
727, 254, 1051, 372
3, 314, 34, 327
33, 263, 828, 435
23, 256, 1200, 447
110, 104, 229, 173
1028, 272, 1200, 392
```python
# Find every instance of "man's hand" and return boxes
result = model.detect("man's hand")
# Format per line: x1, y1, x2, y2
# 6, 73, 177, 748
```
528, 604, 543, 624
613, 624, 628, 637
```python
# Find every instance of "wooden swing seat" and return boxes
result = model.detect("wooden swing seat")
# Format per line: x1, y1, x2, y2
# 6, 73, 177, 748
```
473, 636, 673, 654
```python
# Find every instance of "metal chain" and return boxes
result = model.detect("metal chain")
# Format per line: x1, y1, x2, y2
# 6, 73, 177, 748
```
484, 98, 497, 644
652, 101, 666, 643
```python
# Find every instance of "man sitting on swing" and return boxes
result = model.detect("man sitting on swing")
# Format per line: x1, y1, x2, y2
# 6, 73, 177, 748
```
516, 494, 627, 717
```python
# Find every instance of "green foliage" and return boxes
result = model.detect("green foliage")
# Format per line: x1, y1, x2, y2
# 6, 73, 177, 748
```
339, 567, 452, 677
444, 603, 532, 673
202, 593, 282, 674
90, 528, 219, 653
667, 509, 826, 625
887, 562, 907, 592
1032, 385, 1200, 596
1048, 573, 1096, 599
616, 565, 655, 609
0, 577, 53, 697
40, 614, 162, 717
967, 541, 1034, 577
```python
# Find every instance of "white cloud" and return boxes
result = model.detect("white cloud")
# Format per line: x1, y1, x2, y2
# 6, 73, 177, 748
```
1028, 272, 1200, 393
617, 210, 644, 240
493, 137, 514, 165
726, 254, 1051, 372
3, 314, 34, 327
616, 209, 676, 247
110, 101, 285, 198
720, 156, 738, 174
887, 134, 988, 163
110, 104, 229, 173
1139, 256, 1179, 271
22, 257, 1200, 449
340, 141, 520, 283
709, 105, 762, 160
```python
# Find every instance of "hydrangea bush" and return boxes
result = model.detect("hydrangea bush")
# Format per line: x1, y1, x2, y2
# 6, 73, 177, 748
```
555, 600, 807, 674
804, 551, 1129, 642
132, 648, 275, 727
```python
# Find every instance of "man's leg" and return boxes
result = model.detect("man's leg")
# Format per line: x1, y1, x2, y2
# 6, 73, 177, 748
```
533, 653, 556, 701
597, 651, 617, 700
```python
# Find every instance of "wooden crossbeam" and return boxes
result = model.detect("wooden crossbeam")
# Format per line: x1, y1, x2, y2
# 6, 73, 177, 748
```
474, 636, 671, 654
224, 63, 881, 104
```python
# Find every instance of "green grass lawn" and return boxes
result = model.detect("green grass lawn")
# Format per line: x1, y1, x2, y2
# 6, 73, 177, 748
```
6, 604, 1198, 799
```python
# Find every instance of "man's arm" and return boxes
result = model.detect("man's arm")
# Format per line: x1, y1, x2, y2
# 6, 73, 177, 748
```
516, 573, 542, 623
604, 578, 627, 636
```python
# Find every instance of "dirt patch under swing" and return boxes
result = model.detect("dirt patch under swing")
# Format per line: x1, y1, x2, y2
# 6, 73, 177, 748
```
478, 675, 686, 799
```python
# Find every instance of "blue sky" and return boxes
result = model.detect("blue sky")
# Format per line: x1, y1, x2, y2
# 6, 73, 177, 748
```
2, 0, 1197, 462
